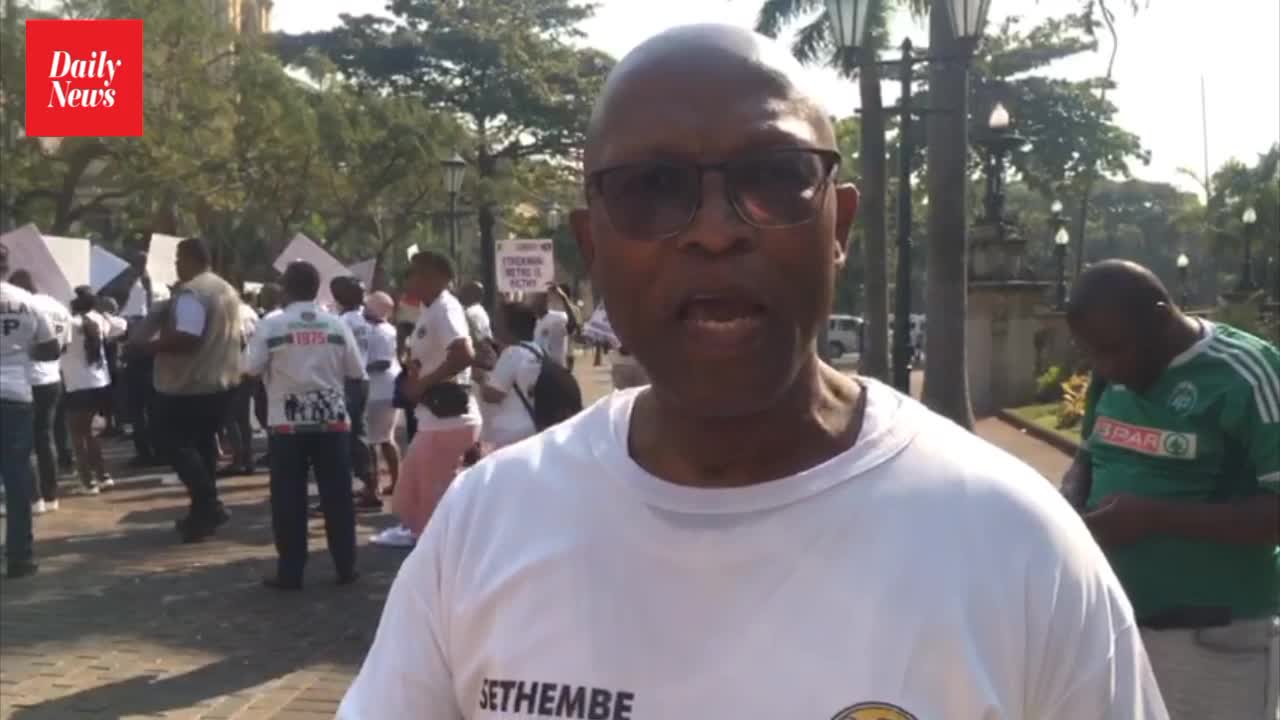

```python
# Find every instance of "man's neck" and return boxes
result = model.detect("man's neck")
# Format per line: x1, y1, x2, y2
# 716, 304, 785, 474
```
628, 358, 865, 489
1159, 313, 1203, 367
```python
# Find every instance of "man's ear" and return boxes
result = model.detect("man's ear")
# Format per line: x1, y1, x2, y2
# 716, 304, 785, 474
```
570, 208, 594, 270
832, 183, 859, 269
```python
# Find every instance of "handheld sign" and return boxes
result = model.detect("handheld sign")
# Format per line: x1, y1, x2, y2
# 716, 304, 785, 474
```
495, 239, 555, 294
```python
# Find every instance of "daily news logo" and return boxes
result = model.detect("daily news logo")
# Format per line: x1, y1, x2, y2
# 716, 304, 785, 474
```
25, 19, 144, 138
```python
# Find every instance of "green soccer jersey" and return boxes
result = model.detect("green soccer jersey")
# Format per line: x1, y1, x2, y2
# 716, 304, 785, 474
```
1082, 321, 1280, 622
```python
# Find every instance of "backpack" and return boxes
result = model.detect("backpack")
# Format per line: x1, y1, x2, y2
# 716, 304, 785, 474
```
513, 342, 583, 431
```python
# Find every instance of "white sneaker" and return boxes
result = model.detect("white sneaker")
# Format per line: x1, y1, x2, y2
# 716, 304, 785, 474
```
32, 499, 47, 515
84, 484, 101, 496
370, 525, 417, 548
48, 500, 59, 512
99, 477, 115, 489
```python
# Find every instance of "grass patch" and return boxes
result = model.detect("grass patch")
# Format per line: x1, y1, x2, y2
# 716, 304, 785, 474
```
1008, 402, 1083, 447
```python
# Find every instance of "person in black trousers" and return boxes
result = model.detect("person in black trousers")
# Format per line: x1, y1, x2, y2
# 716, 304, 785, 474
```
244, 261, 362, 589
7, 270, 70, 508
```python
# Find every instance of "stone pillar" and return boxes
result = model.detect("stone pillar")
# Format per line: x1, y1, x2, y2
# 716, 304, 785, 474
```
967, 281, 1051, 416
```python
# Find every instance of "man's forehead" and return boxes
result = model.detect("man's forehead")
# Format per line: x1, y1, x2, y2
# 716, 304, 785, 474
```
586, 25, 831, 167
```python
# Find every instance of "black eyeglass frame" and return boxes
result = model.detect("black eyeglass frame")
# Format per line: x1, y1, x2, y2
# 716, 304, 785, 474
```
586, 148, 843, 239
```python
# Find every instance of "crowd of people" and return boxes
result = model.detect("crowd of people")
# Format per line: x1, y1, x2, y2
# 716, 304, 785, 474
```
0, 236, 590, 587
3, 22, 1278, 720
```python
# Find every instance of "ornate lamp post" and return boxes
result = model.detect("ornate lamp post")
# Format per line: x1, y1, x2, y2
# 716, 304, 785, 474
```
1238, 206, 1258, 291
826, 0, 992, 393
971, 103, 1028, 281
1176, 252, 1191, 307
1053, 224, 1070, 310
442, 152, 467, 268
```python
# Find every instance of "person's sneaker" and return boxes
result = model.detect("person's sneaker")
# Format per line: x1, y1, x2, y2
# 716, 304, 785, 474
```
32, 499, 47, 515
98, 477, 115, 490
336, 570, 360, 586
370, 525, 417, 548
47, 500, 59, 512
5, 561, 39, 580
83, 483, 101, 496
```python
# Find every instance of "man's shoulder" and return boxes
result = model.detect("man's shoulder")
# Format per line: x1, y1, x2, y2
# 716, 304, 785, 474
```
1, 282, 35, 305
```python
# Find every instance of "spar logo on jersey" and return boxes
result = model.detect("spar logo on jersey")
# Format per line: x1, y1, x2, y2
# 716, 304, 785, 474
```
1094, 417, 1198, 460
1168, 381, 1199, 415
831, 702, 918, 720
24, 19, 144, 137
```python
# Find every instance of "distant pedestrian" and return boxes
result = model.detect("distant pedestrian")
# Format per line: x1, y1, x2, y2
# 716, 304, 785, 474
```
63, 286, 127, 494
8, 270, 71, 514
370, 251, 479, 548
532, 283, 579, 369
132, 237, 244, 543
362, 291, 402, 497
244, 261, 364, 590
0, 243, 60, 579
479, 301, 542, 450
332, 276, 378, 510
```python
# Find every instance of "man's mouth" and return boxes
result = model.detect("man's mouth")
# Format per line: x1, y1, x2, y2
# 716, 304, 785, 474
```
677, 293, 768, 347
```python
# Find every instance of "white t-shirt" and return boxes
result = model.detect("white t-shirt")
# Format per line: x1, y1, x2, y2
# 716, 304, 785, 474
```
342, 308, 374, 366
27, 292, 71, 386
534, 309, 570, 366
366, 320, 401, 404
408, 290, 480, 430
243, 301, 366, 431
0, 281, 56, 403
61, 311, 127, 393
173, 292, 207, 336
482, 342, 542, 448
339, 380, 1168, 720
464, 303, 493, 343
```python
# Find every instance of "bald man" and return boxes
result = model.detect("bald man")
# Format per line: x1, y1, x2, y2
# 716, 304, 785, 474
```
1062, 259, 1279, 719
340, 26, 1167, 719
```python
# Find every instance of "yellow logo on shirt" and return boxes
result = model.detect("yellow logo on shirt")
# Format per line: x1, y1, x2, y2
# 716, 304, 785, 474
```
831, 702, 918, 720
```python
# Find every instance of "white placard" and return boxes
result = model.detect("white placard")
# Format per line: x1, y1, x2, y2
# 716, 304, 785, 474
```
406, 243, 419, 261
0, 224, 74, 305
147, 233, 183, 289
495, 238, 555, 293
90, 245, 129, 292
348, 258, 376, 288
272, 233, 350, 306
40, 233, 91, 296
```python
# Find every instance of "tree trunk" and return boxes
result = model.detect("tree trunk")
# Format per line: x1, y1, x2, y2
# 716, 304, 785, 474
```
858, 50, 891, 382
922, 1, 975, 429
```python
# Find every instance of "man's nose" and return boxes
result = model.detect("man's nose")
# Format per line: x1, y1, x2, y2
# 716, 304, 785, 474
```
674, 171, 752, 256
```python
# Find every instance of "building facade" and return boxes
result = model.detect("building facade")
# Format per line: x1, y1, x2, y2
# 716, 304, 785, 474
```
212, 0, 272, 35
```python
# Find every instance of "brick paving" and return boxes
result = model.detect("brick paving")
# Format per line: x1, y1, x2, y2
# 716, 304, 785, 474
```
1, 356, 1069, 719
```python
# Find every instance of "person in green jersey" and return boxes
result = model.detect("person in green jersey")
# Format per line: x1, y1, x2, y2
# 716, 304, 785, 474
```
1061, 259, 1279, 719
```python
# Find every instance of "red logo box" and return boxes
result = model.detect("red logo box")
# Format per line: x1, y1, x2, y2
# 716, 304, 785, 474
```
24, 19, 144, 137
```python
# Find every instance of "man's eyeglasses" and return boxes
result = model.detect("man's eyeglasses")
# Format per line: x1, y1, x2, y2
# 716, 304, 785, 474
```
588, 148, 841, 240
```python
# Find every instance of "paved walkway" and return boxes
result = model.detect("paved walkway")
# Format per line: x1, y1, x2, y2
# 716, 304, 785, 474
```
1, 356, 1070, 719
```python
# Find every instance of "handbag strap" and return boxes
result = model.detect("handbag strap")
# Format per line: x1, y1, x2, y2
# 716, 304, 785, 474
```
512, 342, 543, 422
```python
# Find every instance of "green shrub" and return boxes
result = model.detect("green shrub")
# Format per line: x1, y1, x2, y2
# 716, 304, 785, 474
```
1035, 365, 1067, 402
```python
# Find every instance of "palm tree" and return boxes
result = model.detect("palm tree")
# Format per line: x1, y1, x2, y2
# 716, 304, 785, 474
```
755, 0, 906, 383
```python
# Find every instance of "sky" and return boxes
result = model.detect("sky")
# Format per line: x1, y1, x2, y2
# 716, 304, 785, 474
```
272, 0, 1279, 199
49, 0, 1265, 199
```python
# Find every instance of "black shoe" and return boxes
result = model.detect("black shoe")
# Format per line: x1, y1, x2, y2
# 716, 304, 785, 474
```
256, 453, 270, 468
6, 561, 39, 580
336, 571, 360, 586
262, 575, 302, 591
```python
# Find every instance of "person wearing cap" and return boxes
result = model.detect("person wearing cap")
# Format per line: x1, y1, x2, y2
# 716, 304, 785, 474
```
362, 291, 403, 496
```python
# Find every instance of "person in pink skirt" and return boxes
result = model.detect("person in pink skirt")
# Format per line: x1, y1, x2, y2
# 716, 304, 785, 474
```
370, 252, 480, 548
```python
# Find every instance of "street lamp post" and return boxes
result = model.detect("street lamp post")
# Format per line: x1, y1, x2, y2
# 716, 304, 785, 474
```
1176, 252, 1191, 308
972, 103, 1027, 265
826, 0, 992, 394
1053, 226, 1070, 310
1239, 206, 1257, 292
442, 152, 467, 268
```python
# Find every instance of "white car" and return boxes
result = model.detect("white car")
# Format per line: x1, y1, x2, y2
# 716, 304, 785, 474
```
827, 314, 864, 358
